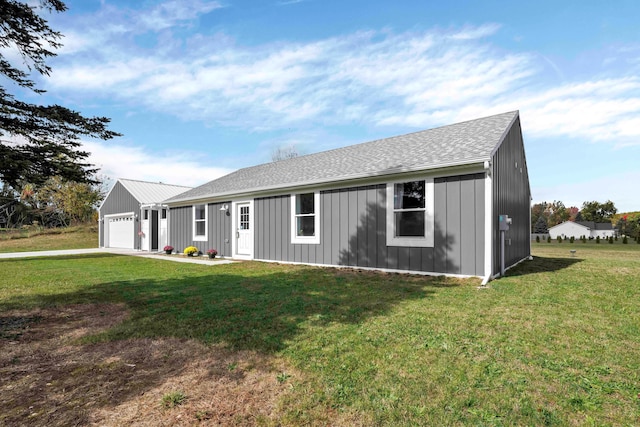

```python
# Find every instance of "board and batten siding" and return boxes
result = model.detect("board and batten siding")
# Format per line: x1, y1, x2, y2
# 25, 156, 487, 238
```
254, 174, 485, 276
491, 116, 531, 275
99, 181, 140, 248
168, 202, 232, 256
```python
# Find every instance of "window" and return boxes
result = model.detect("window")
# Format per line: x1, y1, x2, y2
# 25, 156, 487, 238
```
161, 209, 167, 219
143, 210, 149, 220
386, 178, 434, 247
291, 192, 320, 244
193, 204, 207, 241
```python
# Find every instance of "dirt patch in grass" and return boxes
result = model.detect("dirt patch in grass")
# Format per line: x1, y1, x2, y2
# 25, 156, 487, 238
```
0, 304, 296, 426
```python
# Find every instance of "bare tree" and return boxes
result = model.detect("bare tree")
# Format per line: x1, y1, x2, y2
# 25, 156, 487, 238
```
271, 145, 299, 162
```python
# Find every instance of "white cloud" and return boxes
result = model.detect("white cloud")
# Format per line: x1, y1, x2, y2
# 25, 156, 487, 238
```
83, 140, 232, 185
45, 9, 640, 147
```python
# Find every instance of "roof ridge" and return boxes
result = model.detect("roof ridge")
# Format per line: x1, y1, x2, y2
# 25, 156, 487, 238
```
118, 178, 192, 188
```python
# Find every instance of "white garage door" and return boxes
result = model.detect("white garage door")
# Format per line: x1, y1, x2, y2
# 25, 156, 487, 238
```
107, 215, 134, 248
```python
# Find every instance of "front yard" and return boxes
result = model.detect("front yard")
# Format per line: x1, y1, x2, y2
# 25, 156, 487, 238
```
1, 244, 639, 425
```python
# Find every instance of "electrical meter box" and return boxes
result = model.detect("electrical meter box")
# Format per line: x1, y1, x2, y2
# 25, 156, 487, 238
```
499, 214, 512, 231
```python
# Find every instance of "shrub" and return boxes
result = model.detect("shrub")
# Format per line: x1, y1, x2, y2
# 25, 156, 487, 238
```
596, 236, 600, 244
608, 236, 613, 244
557, 236, 562, 243
536, 235, 540, 243
570, 236, 575, 243
623, 236, 628, 244
183, 246, 199, 256
547, 236, 551, 243
615, 235, 618, 241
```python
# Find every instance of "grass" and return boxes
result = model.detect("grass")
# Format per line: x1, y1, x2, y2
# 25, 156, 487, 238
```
1, 244, 639, 425
0, 224, 97, 253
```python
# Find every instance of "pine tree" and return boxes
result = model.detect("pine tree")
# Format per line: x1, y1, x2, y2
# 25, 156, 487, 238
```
0, 0, 120, 188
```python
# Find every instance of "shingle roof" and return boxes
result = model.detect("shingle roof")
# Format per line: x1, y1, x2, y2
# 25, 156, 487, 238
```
166, 111, 518, 204
576, 221, 613, 231
118, 179, 192, 204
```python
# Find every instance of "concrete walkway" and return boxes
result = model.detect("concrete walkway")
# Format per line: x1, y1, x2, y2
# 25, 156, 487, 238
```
0, 248, 235, 265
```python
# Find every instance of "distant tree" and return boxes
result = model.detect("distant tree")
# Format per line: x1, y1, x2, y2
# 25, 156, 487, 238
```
533, 216, 548, 234
0, 0, 120, 188
271, 145, 299, 162
568, 206, 579, 221
580, 200, 617, 223
547, 200, 569, 227
575, 211, 584, 222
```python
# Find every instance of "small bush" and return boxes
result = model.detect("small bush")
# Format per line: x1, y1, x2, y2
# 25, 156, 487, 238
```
547, 236, 551, 243
536, 235, 540, 243
622, 236, 628, 244
557, 236, 562, 243
596, 236, 600, 244
570, 236, 575, 243
608, 236, 613, 244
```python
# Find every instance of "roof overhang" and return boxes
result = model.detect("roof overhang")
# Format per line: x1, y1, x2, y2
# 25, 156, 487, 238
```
165, 158, 489, 207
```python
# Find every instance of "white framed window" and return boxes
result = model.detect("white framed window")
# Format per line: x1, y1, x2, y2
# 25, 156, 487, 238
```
143, 209, 149, 220
161, 208, 167, 219
291, 192, 320, 244
386, 178, 434, 247
192, 204, 207, 241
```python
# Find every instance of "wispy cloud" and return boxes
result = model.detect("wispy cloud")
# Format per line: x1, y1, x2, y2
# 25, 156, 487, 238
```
46, 5, 640, 147
83, 140, 231, 184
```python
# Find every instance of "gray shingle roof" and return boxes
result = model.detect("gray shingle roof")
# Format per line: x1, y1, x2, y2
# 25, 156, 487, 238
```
166, 111, 518, 204
576, 221, 613, 231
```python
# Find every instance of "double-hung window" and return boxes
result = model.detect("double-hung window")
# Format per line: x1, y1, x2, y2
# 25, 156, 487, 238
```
193, 204, 207, 241
386, 178, 434, 247
291, 192, 320, 244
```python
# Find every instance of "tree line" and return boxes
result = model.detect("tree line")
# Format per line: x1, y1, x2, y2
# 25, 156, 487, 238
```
531, 200, 639, 239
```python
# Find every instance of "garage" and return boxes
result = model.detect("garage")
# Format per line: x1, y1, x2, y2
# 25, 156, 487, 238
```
99, 179, 191, 250
105, 214, 134, 249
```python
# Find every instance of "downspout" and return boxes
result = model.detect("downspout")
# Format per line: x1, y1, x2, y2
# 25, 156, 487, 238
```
481, 160, 493, 286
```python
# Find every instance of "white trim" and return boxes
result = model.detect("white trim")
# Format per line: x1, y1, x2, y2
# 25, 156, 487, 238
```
192, 203, 208, 241
290, 192, 321, 244
385, 178, 434, 247
482, 169, 493, 285
103, 211, 135, 219
231, 200, 254, 260
255, 258, 480, 280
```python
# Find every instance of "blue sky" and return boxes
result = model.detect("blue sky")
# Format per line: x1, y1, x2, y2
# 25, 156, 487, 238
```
26, 0, 640, 211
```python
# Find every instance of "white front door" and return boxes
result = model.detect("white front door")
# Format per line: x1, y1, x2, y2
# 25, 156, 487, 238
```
235, 202, 252, 257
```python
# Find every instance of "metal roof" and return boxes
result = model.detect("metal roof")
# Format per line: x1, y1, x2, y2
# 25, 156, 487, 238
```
118, 179, 192, 204
166, 111, 518, 204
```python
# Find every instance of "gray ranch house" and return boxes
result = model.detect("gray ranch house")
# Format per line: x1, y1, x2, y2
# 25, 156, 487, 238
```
99, 179, 191, 251
165, 111, 531, 283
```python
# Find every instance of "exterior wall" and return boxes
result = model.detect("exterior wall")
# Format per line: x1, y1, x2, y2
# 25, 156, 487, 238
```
99, 181, 140, 248
491, 117, 531, 275
253, 173, 485, 276
549, 222, 589, 239
168, 202, 232, 256
592, 228, 614, 239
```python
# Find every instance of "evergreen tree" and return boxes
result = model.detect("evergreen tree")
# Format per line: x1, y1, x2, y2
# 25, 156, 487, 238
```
0, 0, 119, 188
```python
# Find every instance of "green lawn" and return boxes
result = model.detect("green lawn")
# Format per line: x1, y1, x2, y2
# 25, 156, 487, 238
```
0, 225, 97, 253
1, 244, 639, 425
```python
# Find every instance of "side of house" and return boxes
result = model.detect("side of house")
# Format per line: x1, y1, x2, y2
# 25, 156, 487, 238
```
165, 111, 531, 280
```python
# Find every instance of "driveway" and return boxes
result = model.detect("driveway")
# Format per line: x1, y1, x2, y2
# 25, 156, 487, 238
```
0, 248, 235, 265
